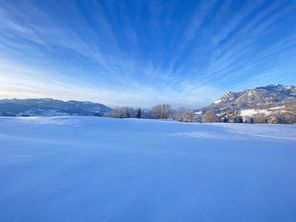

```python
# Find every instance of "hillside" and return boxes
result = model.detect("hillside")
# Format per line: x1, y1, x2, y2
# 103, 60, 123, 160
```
0, 98, 112, 116
199, 84, 296, 123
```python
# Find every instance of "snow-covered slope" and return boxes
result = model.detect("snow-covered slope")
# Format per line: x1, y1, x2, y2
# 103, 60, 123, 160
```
1, 117, 296, 221
200, 84, 296, 123
211, 84, 296, 108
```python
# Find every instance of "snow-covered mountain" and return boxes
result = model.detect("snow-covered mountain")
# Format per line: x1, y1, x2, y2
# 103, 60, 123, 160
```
0, 98, 112, 116
200, 84, 296, 123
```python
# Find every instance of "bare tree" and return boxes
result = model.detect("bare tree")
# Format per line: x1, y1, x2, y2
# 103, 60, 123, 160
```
244, 116, 254, 123
202, 110, 217, 122
151, 104, 172, 119
282, 112, 296, 124
174, 108, 195, 122
253, 113, 267, 123
106, 107, 133, 118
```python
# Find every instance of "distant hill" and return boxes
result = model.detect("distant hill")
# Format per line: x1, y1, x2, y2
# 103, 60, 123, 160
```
0, 98, 112, 116
198, 84, 296, 124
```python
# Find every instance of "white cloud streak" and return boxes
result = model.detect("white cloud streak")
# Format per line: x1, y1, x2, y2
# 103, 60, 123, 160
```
0, 0, 295, 107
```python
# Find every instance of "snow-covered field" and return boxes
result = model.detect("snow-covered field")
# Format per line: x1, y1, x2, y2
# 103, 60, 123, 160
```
1, 117, 296, 222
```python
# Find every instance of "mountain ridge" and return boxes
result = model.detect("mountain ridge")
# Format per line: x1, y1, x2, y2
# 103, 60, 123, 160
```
0, 98, 112, 116
199, 84, 296, 123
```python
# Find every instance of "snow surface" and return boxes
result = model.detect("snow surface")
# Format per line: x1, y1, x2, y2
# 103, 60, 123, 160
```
240, 107, 289, 117
240, 108, 272, 116
213, 99, 222, 104
1, 117, 296, 222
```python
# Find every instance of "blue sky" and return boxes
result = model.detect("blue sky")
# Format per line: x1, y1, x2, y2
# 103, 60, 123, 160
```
0, 0, 295, 107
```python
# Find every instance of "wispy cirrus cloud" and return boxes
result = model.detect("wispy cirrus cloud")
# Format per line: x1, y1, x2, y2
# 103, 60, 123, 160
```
0, 0, 295, 107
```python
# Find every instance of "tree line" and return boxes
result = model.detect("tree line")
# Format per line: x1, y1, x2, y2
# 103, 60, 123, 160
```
202, 109, 296, 124
105, 104, 296, 124
105, 104, 196, 122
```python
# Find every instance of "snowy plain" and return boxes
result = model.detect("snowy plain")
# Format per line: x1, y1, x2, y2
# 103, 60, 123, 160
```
0, 116, 296, 222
